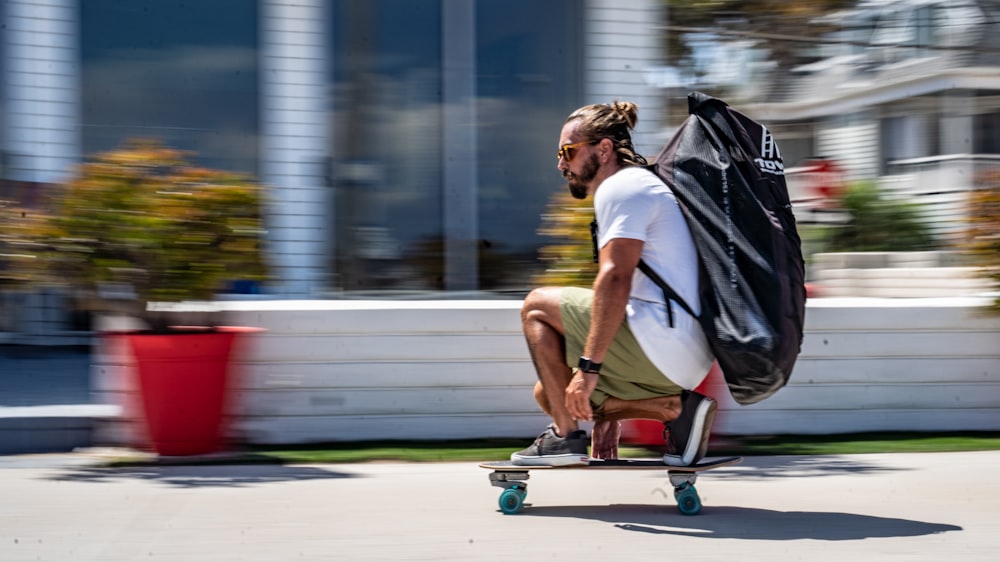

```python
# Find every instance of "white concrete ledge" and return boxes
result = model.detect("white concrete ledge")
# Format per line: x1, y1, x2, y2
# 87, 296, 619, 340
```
809, 252, 994, 298
0, 405, 121, 418
92, 297, 1000, 445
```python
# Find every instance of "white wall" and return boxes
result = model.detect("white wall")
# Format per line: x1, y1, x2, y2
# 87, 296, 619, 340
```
93, 297, 1000, 448
259, 0, 331, 297
1, 0, 80, 184
707, 297, 1000, 435
584, 0, 665, 156
817, 112, 880, 181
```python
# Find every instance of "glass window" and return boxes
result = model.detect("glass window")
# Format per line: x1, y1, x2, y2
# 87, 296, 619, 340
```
80, 0, 259, 174
329, 0, 581, 293
330, 0, 445, 292
0, 0, 7, 195
974, 111, 1000, 155
0, 0, 6, 195
475, 1, 581, 291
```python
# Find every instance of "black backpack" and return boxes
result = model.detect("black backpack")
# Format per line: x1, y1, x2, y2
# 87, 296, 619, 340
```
638, 92, 807, 405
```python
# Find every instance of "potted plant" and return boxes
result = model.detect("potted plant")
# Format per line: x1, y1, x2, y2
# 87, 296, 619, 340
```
1, 139, 270, 455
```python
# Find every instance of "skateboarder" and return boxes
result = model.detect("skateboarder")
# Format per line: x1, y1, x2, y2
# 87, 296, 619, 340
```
512, 101, 717, 467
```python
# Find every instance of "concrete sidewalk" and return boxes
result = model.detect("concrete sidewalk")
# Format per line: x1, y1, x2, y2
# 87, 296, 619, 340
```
0, 451, 996, 561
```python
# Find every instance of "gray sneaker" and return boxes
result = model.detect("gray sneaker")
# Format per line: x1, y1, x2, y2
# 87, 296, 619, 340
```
511, 424, 589, 466
663, 391, 717, 467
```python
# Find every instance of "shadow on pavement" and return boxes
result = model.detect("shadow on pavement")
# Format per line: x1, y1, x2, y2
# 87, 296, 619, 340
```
42, 463, 361, 489
704, 455, 911, 480
517, 504, 961, 541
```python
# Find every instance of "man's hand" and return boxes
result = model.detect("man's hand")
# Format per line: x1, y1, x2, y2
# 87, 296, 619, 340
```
565, 370, 599, 421
591, 420, 621, 460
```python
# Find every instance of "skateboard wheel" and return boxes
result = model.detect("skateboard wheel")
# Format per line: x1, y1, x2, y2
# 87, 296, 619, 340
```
675, 484, 702, 516
498, 488, 525, 515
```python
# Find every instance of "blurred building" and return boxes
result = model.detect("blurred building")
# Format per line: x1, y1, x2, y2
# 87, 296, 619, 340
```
0, 0, 667, 298
745, 0, 1000, 245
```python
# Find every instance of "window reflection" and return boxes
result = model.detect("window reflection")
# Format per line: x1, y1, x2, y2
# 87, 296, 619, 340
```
80, 0, 259, 175
76, 0, 582, 295
329, 0, 580, 293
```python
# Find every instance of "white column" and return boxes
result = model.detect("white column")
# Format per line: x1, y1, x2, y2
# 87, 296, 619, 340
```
441, 0, 479, 291
2, 0, 80, 183
583, 0, 665, 157
259, 0, 331, 297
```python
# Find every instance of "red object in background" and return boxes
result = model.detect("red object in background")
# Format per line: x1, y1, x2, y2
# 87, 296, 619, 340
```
805, 282, 820, 298
620, 361, 725, 447
122, 327, 260, 456
803, 158, 845, 208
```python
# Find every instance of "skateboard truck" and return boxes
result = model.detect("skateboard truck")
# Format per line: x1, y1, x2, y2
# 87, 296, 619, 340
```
669, 471, 698, 489
489, 469, 529, 490
668, 470, 703, 516
488, 470, 530, 515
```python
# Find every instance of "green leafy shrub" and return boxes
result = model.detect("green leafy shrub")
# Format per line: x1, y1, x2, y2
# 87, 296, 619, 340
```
827, 181, 936, 252
1, 139, 269, 327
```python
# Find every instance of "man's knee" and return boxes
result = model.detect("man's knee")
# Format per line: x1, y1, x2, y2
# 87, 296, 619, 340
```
521, 287, 563, 328
522, 286, 557, 312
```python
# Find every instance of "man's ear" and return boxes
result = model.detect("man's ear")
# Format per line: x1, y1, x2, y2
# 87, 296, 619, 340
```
600, 138, 614, 163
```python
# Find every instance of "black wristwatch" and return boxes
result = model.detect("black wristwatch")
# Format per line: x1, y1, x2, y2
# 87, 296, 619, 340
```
578, 356, 602, 374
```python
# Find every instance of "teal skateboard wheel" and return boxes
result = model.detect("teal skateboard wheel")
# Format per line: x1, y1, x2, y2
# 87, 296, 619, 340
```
675, 484, 702, 515
498, 488, 525, 514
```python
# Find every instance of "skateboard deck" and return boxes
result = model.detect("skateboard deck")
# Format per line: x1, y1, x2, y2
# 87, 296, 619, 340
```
480, 456, 741, 515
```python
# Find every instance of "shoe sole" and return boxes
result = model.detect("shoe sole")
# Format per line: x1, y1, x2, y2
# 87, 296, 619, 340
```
510, 454, 590, 467
663, 396, 717, 467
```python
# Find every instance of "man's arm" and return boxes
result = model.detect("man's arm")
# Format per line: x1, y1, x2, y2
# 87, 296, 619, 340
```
565, 236, 643, 421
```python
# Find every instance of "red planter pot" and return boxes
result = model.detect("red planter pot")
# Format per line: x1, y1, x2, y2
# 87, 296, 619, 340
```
121, 326, 260, 456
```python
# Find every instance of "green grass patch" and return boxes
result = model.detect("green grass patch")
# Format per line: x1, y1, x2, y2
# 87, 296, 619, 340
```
105, 432, 1000, 466
713, 432, 1000, 456
240, 432, 1000, 465
248, 439, 531, 464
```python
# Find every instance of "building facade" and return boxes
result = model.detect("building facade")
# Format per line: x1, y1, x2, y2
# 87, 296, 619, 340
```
1, 0, 666, 298
745, 0, 1000, 244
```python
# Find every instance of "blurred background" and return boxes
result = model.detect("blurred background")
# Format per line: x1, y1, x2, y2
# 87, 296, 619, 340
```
1, 0, 999, 455
1, 0, 999, 322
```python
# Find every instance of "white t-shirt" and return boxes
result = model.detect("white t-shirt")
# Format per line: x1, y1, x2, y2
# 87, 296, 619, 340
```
593, 166, 714, 389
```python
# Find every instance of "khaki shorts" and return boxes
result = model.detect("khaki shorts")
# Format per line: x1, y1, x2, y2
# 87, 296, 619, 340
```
560, 286, 683, 406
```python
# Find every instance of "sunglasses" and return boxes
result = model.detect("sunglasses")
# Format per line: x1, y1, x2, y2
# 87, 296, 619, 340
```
557, 139, 598, 162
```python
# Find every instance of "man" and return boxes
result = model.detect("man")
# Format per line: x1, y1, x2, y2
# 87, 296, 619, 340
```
511, 100, 717, 467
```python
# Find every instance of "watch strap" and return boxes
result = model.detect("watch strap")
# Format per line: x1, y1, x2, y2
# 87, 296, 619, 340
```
577, 356, 602, 374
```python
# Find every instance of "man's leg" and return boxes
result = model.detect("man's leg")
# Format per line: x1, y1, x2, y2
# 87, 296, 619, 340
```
524, 286, 686, 460
518, 286, 715, 466
594, 395, 682, 422
535, 381, 684, 459
511, 288, 590, 466
528, 351, 715, 465
591, 395, 682, 459
520, 287, 578, 437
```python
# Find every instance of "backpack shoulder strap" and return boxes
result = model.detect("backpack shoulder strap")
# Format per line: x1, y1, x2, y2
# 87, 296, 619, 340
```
637, 259, 698, 327
592, 216, 697, 327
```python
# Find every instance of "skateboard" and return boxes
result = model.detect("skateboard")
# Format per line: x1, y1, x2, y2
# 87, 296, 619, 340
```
480, 456, 742, 515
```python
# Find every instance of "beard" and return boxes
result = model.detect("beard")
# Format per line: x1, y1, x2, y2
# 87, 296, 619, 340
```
564, 153, 600, 200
